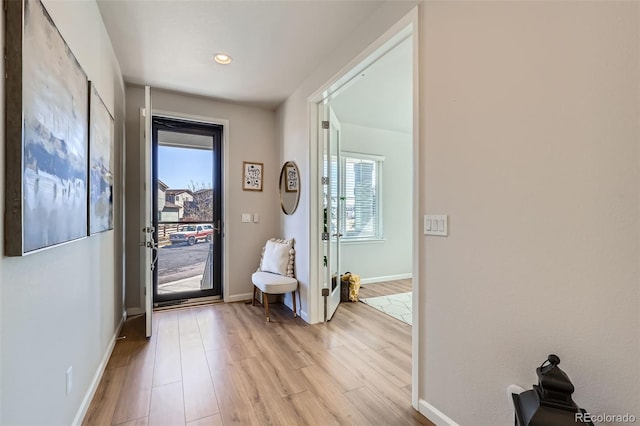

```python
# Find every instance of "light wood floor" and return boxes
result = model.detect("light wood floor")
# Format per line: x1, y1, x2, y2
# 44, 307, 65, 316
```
83, 279, 429, 426
358, 278, 412, 299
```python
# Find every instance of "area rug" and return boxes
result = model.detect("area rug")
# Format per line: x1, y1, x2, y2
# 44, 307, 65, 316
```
360, 292, 412, 325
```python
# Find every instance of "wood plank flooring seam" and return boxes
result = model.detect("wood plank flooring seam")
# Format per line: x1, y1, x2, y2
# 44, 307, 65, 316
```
111, 415, 147, 426
150, 379, 182, 388
83, 279, 433, 426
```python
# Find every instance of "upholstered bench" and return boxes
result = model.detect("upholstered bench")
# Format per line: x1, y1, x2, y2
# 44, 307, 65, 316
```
251, 238, 298, 322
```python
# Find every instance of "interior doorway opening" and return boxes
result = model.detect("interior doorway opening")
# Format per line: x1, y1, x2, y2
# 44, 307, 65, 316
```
308, 8, 419, 409
318, 32, 414, 323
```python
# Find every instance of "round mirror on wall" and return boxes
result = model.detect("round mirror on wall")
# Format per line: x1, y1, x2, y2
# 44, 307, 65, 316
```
279, 161, 300, 215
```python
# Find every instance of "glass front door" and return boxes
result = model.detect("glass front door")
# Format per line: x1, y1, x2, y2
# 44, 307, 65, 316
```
152, 117, 223, 305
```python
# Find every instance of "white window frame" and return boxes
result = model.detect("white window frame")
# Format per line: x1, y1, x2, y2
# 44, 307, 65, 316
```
339, 151, 384, 242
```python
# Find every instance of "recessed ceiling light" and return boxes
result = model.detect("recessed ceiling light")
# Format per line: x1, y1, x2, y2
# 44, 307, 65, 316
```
213, 53, 232, 65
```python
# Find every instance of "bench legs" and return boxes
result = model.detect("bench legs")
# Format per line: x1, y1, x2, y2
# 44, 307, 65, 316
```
263, 291, 270, 322
253, 287, 298, 322
292, 290, 297, 318
253, 285, 270, 322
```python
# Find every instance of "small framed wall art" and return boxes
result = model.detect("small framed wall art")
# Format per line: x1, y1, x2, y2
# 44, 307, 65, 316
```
243, 161, 263, 191
285, 163, 298, 192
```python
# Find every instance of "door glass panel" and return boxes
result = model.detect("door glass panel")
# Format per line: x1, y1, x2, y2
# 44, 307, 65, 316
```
323, 146, 338, 292
322, 106, 342, 321
156, 130, 215, 297
329, 110, 341, 310
325, 148, 339, 292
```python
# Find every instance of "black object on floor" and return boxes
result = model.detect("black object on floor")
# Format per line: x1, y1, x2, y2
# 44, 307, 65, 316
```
512, 354, 594, 426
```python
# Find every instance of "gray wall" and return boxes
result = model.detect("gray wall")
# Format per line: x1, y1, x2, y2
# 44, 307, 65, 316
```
339, 123, 412, 282
420, 2, 640, 424
0, 1, 126, 424
124, 86, 280, 311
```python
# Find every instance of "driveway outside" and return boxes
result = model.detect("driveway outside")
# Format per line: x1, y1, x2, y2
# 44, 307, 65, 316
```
157, 242, 209, 284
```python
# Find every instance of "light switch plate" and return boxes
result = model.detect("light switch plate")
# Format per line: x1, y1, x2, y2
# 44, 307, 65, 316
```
253, 213, 260, 223
241, 213, 251, 223
424, 215, 448, 236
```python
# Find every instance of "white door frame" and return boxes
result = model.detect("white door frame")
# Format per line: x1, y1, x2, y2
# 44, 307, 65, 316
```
141, 87, 153, 337
306, 7, 420, 409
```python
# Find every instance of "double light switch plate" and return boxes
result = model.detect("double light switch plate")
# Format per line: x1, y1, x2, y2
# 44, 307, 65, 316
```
424, 215, 448, 236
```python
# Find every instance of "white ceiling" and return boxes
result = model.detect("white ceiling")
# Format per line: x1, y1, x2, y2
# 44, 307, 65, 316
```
96, 0, 385, 110
329, 36, 412, 134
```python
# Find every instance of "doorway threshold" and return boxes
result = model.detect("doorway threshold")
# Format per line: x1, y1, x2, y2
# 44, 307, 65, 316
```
154, 295, 222, 311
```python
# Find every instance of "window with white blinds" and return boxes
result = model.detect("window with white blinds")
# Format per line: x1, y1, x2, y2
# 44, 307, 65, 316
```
340, 153, 383, 240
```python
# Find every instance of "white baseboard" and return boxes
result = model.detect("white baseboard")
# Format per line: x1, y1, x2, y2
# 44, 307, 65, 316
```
72, 310, 126, 426
419, 399, 460, 426
126, 306, 145, 316
225, 292, 253, 303
360, 273, 412, 285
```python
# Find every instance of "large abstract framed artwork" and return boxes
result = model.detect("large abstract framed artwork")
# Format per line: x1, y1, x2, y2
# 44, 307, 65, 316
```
89, 83, 114, 234
5, 0, 89, 255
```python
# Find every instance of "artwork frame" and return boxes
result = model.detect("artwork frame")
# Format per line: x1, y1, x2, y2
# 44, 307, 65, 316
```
242, 161, 263, 191
88, 82, 115, 234
5, 0, 89, 256
285, 164, 298, 192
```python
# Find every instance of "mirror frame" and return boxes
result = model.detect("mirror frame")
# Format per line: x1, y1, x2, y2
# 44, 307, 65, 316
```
279, 161, 300, 215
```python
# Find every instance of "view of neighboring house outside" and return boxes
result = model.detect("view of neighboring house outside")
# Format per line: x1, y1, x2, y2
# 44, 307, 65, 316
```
157, 180, 181, 221
161, 203, 180, 222
184, 188, 213, 222
165, 189, 194, 220
158, 186, 213, 243
157, 180, 168, 221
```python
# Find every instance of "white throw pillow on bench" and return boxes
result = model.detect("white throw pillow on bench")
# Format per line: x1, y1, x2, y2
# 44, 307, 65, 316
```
260, 239, 292, 276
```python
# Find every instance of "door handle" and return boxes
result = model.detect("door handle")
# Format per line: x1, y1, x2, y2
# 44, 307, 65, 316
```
213, 220, 222, 234
140, 225, 157, 247
331, 233, 343, 237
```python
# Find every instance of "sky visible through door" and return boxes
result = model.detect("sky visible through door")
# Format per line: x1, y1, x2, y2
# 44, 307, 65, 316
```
158, 145, 213, 190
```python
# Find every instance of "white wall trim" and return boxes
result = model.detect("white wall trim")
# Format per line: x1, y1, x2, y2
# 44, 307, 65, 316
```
126, 306, 145, 316
408, 4, 420, 412
151, 108, 230, 305
299, 309, 309, 323
72, 311, 126, 426
225, 292, 253, 303
419, 400, 460, 426
360, 273, 412, 285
